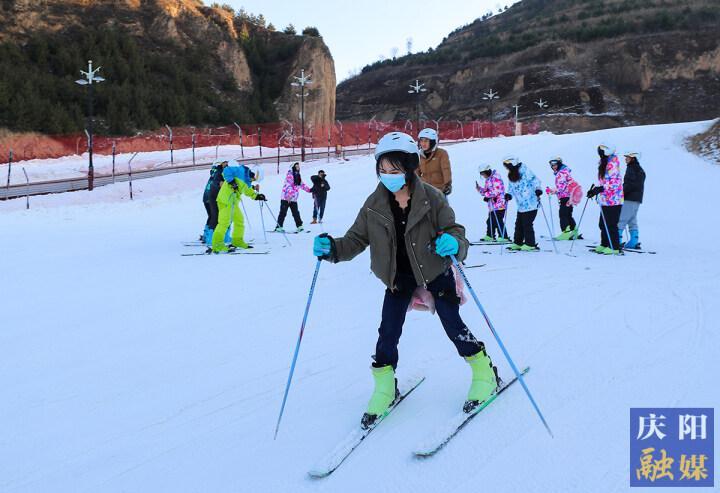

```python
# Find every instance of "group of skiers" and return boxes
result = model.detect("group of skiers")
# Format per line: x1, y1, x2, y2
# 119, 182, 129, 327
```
198, 128, 647, 428
475, 144, 646, 254
311, 129, 647, 428
200, 160, 331, 253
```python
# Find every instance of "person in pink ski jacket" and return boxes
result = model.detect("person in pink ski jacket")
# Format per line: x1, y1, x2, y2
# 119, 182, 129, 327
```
546, 157, 580, 240
275, 162, 312, 232
587, 144, 624, 254
475, 165, 509, 242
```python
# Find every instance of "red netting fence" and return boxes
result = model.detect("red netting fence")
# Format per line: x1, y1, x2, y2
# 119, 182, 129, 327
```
0, 119, 540, 163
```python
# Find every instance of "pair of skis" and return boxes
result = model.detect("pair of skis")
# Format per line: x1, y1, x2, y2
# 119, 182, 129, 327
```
308, 367, 530, 479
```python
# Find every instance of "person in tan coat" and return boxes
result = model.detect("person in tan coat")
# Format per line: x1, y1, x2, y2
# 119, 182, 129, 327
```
417, 127, 452, 196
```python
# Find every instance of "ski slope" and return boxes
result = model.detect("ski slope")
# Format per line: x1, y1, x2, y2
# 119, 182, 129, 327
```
1, 120, 718, 492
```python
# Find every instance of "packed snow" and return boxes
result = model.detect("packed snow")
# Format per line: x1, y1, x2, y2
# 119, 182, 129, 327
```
1, 120, 718, 492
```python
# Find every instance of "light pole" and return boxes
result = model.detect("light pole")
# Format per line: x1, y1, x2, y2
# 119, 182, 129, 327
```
512, 104, 521, 136
407, 79, 427, 135
165, 124, 173, 165
535, 98, 548, 110
482, 89, 499, 137
233, 122, 244, 158
291, 69, 312, 162
75, 60, 104, 191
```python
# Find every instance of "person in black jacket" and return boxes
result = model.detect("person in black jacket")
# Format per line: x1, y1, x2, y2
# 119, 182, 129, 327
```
310, 170, 331, 224
202, 160, 228, 245
618, 152, 646, 249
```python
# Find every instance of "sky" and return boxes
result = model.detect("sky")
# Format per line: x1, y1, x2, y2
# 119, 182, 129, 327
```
226, 0, 520, 83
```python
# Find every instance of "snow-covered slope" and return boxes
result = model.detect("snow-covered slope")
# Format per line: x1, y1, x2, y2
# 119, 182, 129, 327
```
1, 120, 718, 492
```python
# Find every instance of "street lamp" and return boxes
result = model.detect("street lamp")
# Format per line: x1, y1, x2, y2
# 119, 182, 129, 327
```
291, 69, 312, 162
408, 79, 427, 135
75, 60, 105, 191
482, 89, 499, 136
535, 98, 548, 110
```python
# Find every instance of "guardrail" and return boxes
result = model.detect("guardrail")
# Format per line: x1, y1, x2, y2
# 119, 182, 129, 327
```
0, 138, 484, 202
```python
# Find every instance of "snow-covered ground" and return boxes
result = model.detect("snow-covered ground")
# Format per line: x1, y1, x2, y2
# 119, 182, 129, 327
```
1, 120, 718, 492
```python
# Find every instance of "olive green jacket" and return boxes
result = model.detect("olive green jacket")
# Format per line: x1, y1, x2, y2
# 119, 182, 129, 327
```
332, 175, 469, 289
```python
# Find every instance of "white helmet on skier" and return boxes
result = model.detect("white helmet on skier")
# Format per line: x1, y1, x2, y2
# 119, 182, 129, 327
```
623, 151, 642, 160
375, 132, 420, 161
478, 164, 492, 175
250, 164, 264, 182
597, 143, 616, 156
502, 156, 520, 167
418, 128, 438, 141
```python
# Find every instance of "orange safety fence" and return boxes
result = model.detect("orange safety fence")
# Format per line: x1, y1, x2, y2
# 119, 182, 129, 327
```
0, 119, 539, 163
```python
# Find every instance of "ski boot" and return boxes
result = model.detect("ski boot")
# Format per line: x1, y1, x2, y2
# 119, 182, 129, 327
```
555, 227, 574, 241
232, 241, 252, 249
507, 243, 522, 251
625, 230, 640, 249
296, 226, 304, 233
594, 245, 606, 254
601, 247, 621, 255
463, 347, 499, 414
274, 226, 285, 233
480, 235, 495, 242
360, 365, 399, 430
520, 244, 540, 251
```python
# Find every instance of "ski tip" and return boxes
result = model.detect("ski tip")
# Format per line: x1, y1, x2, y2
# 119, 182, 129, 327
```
307, 469, 331, 479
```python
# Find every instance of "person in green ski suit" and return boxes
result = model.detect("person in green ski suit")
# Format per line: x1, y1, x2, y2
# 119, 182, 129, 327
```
211, 163, 266, 253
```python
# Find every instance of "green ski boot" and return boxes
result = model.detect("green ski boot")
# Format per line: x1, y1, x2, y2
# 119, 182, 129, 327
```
555, 227, 574, 241
508, 243, 522, 251
463, 349, 499, 413
520, 244, 540, 251
480, 235, 495, 242
361, 365, 399, 429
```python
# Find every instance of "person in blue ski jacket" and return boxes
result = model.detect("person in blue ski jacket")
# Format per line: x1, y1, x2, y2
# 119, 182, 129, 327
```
503, 157, 543, 251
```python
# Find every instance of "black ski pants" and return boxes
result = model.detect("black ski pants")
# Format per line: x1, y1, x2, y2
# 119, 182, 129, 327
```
277, 200, 302, 228
513, 210, 538, 247
374, 270, 483, 369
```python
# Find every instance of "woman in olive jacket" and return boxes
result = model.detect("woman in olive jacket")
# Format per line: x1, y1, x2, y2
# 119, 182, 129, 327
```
313, 132, 499, 429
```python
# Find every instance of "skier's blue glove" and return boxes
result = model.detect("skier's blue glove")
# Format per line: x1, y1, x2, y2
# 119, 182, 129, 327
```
435, 233, 459, 257
313, 233, 335, 260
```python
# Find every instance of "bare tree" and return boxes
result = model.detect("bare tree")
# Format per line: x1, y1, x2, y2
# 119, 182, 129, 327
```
390, 47, 399, 59
406, 37, 413, 55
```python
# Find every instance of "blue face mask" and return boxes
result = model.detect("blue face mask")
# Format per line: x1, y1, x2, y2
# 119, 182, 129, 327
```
379, 173, 406, 192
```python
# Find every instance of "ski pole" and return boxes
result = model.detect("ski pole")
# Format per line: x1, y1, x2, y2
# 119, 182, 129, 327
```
259, 201, 268, 244
450, 255, 554, 438
274, 258, 322, 439
569, 196, 590, 253
546, 195, 555, 238
490, 205, 502, 242
239, 197, 254, 239
499, 200, 510, 256
264, 202, 292, 247
597, 199, 616, 251
538, 199, 558, 254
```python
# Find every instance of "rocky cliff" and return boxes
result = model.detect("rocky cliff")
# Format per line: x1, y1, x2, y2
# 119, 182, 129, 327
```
337, 0, 720, 132
0, 0, 336, 134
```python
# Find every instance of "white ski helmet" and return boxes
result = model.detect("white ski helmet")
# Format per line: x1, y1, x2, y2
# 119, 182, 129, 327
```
375, 131, 420, 165
502, 156, 520, 167
598, 143, 616, 156
478, 164, 492, 174
418, 128, 438, 141
226, 159, 239, 167
250, 164, 264, 182
623, 151, 642, 160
